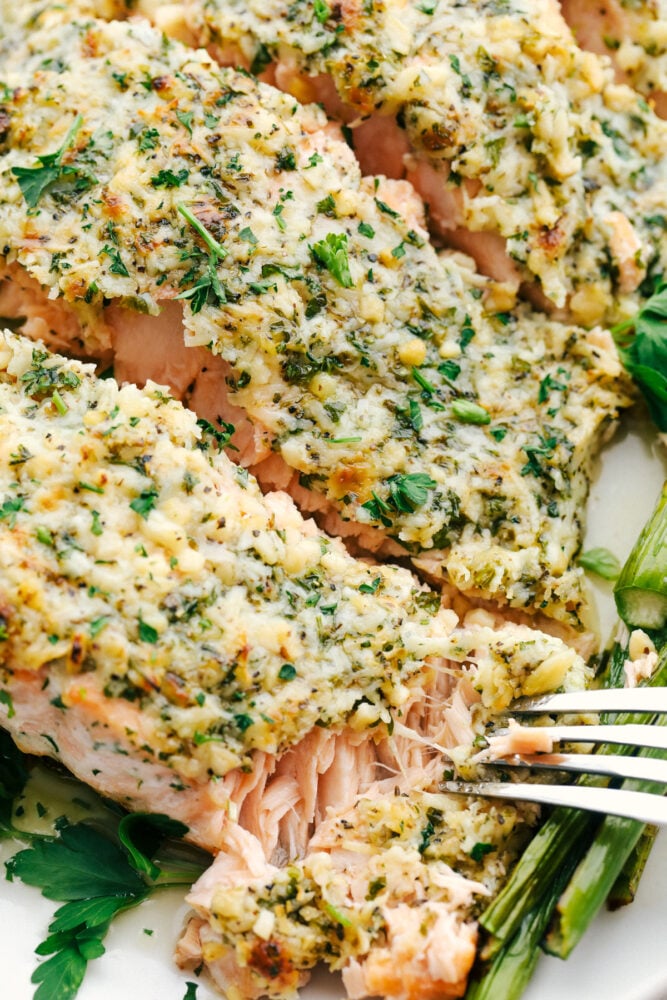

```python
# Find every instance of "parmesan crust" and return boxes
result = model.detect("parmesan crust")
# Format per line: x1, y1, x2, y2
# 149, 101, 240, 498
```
0, 17, 632, 622
179, 0, 667, 317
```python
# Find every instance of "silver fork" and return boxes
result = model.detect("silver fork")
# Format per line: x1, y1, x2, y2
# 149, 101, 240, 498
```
444, 688, 667, 824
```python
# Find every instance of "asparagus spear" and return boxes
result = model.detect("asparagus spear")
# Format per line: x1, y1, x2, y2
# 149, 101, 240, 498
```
615, 483, 667, 628
545, 713, 667, 957
466, 854, 580, 1000
477, 641, 629, 954
607, 824, 658, 909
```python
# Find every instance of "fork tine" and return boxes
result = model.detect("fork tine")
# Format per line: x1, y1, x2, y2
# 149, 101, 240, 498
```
487, 752, 667, 784
492, 722, 667, 750
509, 688, 667, 715
444, 780, 667, 825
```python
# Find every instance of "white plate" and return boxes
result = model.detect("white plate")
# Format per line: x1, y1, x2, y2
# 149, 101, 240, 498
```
2, 411, 667, 1000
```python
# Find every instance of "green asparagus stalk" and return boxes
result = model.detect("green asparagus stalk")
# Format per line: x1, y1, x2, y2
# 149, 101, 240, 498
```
614, 482, 667, 628
478, 804, 597, 956
477, 642, 630, 954
466, 853, 579, 1000
607, 824, 658, 910
545, 715, 667, 957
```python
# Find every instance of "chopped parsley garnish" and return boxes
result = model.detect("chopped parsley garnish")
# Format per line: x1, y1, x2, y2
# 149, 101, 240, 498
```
138, 127, 160, 151
196, 417, 235, 451
89, 615, 111, 638
151, 168, 189, 189
175, 203, 228, 313
250, 43, 272, 76
176, 109, 194, 135
281, 350, 343, 384
313, 0, 330, 23
21, 348, 81, 401
275, 147, 297, 171
310, 233, 354, 288
578, 547, 621, 581
100, 245, 129, 278
470, 842, 495, 863
0, 496, 25, 528
138, 618, 159, 644
450, 399, 491, 425
129, 488, 159, 519
362, 472, 437, 525
278, 663, 297, 681
359, 576, 381, 594
12, 114, 93, 209
374, 197, 400, 219
358, 221, 375, 238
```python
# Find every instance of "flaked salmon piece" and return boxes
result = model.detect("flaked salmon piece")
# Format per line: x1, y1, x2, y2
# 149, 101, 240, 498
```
0, 331, 593, 858
0, 15, 633, 624
172, 0, 667, 318
179, 777, 537, 999
561, 0, 667, 117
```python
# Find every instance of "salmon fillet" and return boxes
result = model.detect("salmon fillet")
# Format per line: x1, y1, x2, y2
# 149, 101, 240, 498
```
561, 0, 667, 118
172, 0, 667, 320
179, 779, 535, 1000
0, 328, 594, 995
0, 15, 633, 625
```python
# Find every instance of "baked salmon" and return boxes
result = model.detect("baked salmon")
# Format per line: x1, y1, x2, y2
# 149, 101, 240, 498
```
0, 15, 633, 625
561, 0, 667, 118
171, 0, 667, 320
0, 328, 591, 995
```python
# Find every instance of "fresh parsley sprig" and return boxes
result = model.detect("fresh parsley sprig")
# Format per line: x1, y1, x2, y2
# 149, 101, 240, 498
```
6, 810, 209, 1000
611, 281, 667, 430
12, 114, 94, 209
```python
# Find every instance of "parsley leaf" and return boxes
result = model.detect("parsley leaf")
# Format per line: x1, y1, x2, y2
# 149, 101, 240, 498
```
0, 729, 29, 838
129, 488, 158, 519
6, 809, 208, 1000
100, 245, 129, 278
310, 233, 354, 288
578, 547, 621, 581
151, 168, 189, 189
362, 472, 437, 524
12, 114, 90, 209
175, 203, 229, 313
612, 282, 667, 430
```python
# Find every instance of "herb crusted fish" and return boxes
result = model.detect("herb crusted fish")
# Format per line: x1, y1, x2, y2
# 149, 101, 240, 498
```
0, 16, 632, 624
177, 0, 667, 321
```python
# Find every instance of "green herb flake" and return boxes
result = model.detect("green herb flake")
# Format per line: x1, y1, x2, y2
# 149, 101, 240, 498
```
151, 169, 189, 189
470, 842, 495, 863
450, 399, 491, 425
310, 233, 354, 288
358, 221, 375, 238
176, 110, 194, 135
138, 618, 159, 644
89, 616, 111, 638
129, 488, 159, 520
278, 663, 297, 681
313, 0, 330, 23
101, 245, 129, 278
578, 547, 621, 581
359, 576, 381, 594
0, 690, 15, 717
11, 114, 89, 209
